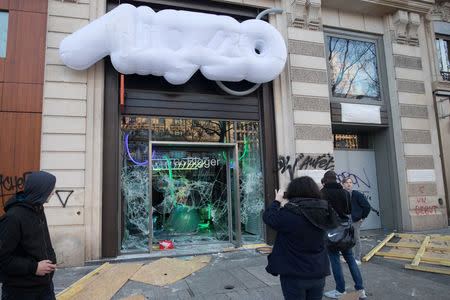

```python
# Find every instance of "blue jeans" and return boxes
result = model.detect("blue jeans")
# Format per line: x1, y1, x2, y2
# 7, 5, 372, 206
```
2, 283, 55, 300
328, 249, 364, 293
280, 276, 325, 300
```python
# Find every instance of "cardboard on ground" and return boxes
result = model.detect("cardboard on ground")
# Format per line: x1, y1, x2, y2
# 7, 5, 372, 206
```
131, 256, 211, 286
339, 291, 362, 300
57, 263, 142, 300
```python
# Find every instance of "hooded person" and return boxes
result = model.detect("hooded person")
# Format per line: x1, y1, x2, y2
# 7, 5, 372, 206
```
263, 176, 337, 300
0, 171, 57, 300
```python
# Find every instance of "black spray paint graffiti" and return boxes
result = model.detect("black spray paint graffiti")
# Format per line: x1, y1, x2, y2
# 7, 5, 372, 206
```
0, 172, 74, 208
0, 172, 32, 206
55, 190, 74, 208
278, 154, 335, 180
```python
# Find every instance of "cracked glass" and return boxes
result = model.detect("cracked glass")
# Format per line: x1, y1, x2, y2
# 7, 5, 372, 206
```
120, 117, 265, 252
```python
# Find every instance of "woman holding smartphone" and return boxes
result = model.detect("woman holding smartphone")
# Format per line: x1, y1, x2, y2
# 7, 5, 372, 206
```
263, 176, 337, 300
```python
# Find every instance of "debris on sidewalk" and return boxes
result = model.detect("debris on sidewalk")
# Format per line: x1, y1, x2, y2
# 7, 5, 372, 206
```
256, 246, 272, 254
339, 291, 362, 300
119, 294, 147, 300
363, 233, 450, 275
57, 263, 142, 300
131, 255, 211, 286
222, 246, 238, 252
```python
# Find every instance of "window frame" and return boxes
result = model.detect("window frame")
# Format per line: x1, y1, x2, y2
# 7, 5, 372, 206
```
0, 10, 8, 58
324, 28, 387, 106
435, 35, 450, 79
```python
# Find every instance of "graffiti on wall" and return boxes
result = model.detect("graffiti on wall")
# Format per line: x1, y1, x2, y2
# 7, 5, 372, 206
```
414, 186, 438, 216
55, 190, 74, 208
0, 172, 32, 207
278, 154, 334, 180
0, 172, 74, 209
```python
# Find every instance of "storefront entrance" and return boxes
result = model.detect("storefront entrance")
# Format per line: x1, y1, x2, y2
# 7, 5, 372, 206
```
120, 116, 265, 253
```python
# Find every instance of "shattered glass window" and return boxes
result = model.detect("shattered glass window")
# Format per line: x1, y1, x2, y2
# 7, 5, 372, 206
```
326, 36, 381, 100
237, 121, 265, 243
152, 149, 231, 244
120, 116, 265, 252
120, 117, 150, 251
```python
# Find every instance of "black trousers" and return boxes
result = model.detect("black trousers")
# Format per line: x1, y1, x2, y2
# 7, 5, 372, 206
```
280, 276, 325, 300
1, 283, 55, 300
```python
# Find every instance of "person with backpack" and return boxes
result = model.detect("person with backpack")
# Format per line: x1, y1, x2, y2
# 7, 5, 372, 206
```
321, 171, 367, 299
263, 176, 337, 300
342, 177, 371, 264
0, 171, 57, 300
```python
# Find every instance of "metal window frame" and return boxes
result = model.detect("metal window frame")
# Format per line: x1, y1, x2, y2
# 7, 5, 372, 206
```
323, 28, 388, 106
147, 140, 241, 252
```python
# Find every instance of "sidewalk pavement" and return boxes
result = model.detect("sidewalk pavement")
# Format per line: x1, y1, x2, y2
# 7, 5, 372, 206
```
2, 227, 450, 299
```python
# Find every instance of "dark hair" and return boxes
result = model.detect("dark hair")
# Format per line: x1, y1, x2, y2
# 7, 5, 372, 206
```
322, 170, 337, 183
284, 176, 322, 199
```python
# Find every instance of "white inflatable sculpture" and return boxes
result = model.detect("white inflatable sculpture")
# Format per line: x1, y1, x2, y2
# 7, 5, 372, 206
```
59, 4, 287, 85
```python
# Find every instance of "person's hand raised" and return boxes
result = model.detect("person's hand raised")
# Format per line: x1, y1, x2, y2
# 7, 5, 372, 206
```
275, 189, 284, 202
35, 260, 56, 276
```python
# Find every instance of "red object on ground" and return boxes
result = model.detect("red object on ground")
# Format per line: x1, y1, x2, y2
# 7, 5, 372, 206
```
159, 240, 174, 250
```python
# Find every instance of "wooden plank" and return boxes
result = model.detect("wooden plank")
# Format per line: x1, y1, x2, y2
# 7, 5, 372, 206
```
131, 256, 211, 286
375, 252, 415, 259
362, 233, 395, 262
405, 264, 450, 275
386, 242, 420, 248
397, 233, 425, 238
411, 235, 430, 266
431, 235, 450, 241
421, 257, 450, 267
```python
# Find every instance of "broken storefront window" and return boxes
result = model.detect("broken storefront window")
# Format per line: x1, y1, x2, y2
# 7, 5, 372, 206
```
120, 117, 265, 251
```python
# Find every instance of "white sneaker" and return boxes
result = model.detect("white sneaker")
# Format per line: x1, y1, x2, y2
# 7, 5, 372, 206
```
358, 289, 367, 299
355, 259, 362, 265
324, 290, 346, 299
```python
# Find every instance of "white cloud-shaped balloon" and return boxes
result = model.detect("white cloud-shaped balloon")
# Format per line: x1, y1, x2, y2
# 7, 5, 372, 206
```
59, 4, 287, 85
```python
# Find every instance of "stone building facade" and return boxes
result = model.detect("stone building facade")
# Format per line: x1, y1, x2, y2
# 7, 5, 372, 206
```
1, 0, 448, 267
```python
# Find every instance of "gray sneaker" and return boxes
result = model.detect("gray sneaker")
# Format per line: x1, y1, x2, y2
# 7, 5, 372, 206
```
358, 289, 367, 299
324, 290, 346, 299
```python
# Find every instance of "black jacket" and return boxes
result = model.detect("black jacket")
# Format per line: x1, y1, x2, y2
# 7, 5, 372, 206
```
0, 171, 56, 291
263, 198, 335, 279
350, 190, 371, 222
321, 182, 351, 220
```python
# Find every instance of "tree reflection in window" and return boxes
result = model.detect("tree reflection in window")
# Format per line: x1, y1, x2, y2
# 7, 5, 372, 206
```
327, 36, 380, 100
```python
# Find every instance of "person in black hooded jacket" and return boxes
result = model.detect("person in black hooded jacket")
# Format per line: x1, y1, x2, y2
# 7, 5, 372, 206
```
263, 176, 337, 300
320, 170, 366, 299
0, 171, 57, 300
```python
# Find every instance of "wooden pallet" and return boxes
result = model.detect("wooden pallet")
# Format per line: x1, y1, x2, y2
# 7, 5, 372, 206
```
362, 233, 450, 275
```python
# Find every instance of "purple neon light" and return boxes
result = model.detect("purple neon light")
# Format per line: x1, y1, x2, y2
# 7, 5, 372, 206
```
125, 133, 154, 165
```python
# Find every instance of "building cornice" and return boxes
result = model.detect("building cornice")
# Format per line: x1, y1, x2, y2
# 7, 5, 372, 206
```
362, 0, 434, 14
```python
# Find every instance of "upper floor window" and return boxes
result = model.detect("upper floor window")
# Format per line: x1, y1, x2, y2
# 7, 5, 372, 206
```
436, 37, 450, 81
325, 32, 381, 101
0, 11, 8, 58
